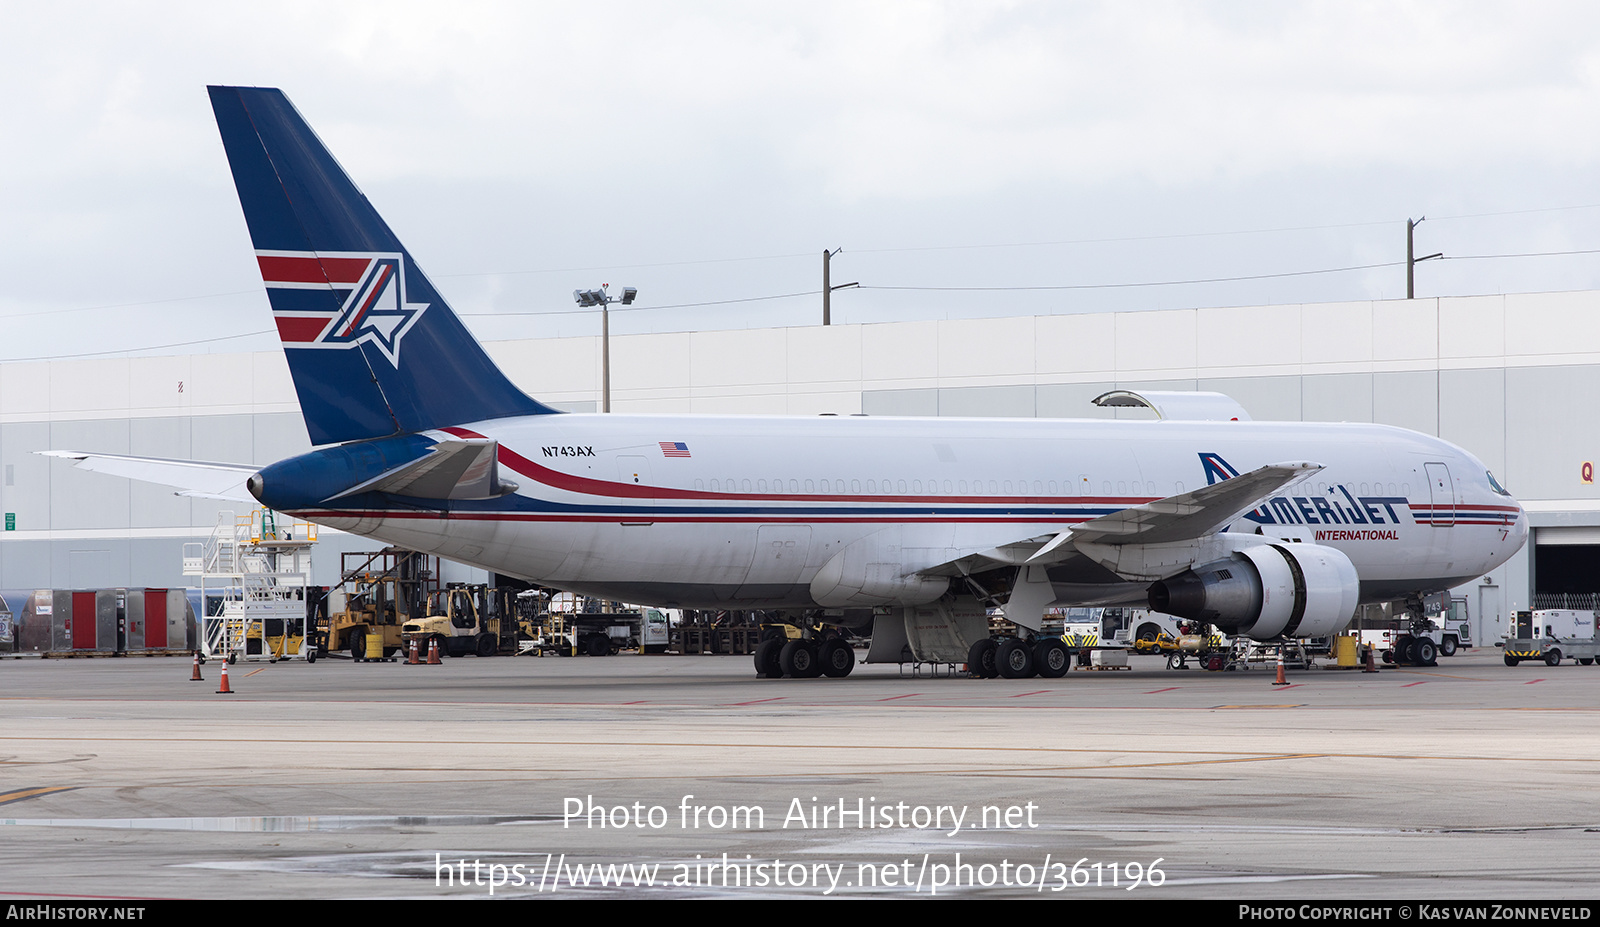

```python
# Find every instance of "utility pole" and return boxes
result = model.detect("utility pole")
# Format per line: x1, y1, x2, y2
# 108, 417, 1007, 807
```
822, 247, 857, 325
1406, 217, 1443, 299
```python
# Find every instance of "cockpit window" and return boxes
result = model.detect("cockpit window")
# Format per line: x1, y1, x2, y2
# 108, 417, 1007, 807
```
1486, 471, 1510, 496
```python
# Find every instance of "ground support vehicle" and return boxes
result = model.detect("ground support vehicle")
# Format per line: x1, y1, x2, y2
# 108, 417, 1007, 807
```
183, 509, 317, 664
519, 591, 672, 657
1220, 639, 1314, 672
314, 549, 439, 661
401, 583, 515, 657
1060, 606, 1230, 671
1502, 609, 1600, 666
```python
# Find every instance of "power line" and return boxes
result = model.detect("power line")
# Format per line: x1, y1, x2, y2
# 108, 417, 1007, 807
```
1443, 248, 1600, 261
18, 204, 1600, 325
1430, 203, 1600, 222
0, 329, 276, 363
859, 261, 1407, 293
846, 220, 1404, 256
461, 289, 822, 318
435, 251, 815, 279
0, 290, 257, 321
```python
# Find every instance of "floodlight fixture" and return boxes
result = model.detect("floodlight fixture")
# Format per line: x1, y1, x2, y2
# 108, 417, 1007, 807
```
569, 283, 638, 413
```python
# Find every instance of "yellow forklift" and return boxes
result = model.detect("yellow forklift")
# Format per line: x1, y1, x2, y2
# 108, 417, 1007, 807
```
401, 583, 512, 657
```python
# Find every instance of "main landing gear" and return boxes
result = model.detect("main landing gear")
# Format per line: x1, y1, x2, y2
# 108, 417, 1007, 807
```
754, 635, 856, 679
967, 636, 1071, 679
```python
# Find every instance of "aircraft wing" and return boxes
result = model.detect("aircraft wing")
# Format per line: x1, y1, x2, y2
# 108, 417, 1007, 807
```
1060, 460, 1322, 548
913, 461, 1323, 578
895, 461, 1322, 630
40, 451, 259, 502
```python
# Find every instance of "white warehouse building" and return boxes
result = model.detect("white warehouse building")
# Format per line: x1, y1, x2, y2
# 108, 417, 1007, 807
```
3, 288, 1598, 644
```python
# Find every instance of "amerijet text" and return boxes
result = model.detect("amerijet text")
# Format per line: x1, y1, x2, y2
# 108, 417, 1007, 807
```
563, 794, 1038, 836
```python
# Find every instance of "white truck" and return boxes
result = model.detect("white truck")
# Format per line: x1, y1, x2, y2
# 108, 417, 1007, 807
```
1501, 609, 1600, 667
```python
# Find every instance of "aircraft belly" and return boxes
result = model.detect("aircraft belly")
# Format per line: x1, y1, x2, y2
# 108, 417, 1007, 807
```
550, 523, 759, 587
530, 581, 816, 610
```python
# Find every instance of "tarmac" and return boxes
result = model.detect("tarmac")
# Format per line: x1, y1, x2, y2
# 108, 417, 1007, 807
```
0, 647, 1596, 900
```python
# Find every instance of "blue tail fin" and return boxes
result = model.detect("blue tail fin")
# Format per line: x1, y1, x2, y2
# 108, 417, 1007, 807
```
208, 86, 557, 446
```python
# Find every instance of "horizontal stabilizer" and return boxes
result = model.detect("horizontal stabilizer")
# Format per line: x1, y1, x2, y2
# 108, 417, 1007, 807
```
40, 451, 258, 503
327, 440, 518, 502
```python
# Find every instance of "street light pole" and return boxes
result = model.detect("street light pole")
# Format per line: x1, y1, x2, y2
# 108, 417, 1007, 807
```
572, 285, 637, 412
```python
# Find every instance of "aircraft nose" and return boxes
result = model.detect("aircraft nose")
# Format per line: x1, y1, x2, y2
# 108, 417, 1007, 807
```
247, 471, 265, 503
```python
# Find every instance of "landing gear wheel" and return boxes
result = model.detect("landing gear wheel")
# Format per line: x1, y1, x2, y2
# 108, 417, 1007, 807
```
967, 638, 999, 678
780, 640, 821, 678
819, 638, 855, 677
1545, 649, 1562, 667
996, 637, 1036, 678
1413, 638, 1438, 666
1440, 637, 1458, 657
476, 635, 497, 657
1034, 639, 1070, 678
754, 638, 784, 678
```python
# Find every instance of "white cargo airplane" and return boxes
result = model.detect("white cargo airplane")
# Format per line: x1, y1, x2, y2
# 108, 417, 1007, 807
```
49, 87, 1528, 680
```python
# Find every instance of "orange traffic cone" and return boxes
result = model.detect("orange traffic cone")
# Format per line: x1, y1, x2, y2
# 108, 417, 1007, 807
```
216, 660, 235, 694
189, 651, 204, 682
1363, 643, 1379, 673
1272, 648, 1290, 686
407, 638, 420, 665
427, 638, 442, 665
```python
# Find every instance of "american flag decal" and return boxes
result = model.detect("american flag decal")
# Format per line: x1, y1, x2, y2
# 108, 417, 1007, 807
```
659, 441, 691, 458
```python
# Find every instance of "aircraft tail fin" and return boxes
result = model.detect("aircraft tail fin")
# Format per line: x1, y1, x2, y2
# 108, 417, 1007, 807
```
208, 85, 557, 446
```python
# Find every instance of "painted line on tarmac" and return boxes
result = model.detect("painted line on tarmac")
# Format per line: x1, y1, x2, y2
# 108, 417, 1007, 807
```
0, 786, 76, 806
1026, 753, 1325, 773
4, 735, 1598, 767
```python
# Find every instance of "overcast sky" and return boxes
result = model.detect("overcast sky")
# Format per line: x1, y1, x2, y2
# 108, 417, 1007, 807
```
6, 2, 1600, 361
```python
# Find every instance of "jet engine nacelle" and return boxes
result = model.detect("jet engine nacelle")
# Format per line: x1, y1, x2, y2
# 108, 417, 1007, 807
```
1147, 543, 1359, 640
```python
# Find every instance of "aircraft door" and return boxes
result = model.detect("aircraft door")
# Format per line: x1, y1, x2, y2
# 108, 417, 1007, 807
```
1425, 462, 1455, 527
737, 525, 812, 597
617, 456, 651, 486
